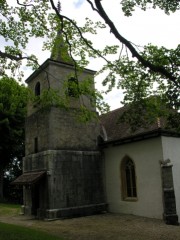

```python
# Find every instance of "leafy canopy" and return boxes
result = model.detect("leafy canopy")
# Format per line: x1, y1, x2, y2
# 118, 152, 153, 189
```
121, 0, 179, 16
0, 77, 28, 168
0, 0, 179, 126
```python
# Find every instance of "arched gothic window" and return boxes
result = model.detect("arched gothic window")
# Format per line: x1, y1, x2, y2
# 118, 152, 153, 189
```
121, 156, 137, 200
35, 82, 40, 96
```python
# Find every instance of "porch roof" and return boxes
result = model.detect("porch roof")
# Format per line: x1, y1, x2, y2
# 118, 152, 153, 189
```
11, 170, 46, 185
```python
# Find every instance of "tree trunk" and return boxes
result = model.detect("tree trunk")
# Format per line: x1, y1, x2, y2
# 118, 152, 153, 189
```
0, 165, 4, 200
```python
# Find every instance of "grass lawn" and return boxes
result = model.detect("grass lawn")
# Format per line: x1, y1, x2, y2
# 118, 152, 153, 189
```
0, 203, 64, 240
0, 222, 64, 240
0, 203, 21, 216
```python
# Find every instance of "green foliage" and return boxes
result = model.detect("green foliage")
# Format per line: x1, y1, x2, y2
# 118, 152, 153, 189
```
4, 157, 23, 203
0, 77, 28, 199
65, 76, 110, 115
76, 106, 98, 123
0, 0, 51, 78
121, 0, 180, 16
101, 44, 179, 104
119, 96, 168, 131
0, 77, 28, 167
99, 43, 179, 129
32, 76, 109, 121
33, 88, 69, 110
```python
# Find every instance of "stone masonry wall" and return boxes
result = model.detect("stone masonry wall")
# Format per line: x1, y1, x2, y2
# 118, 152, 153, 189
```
49, 150, 105, 209
25, 107, 100, 155
23, 149, 106, 218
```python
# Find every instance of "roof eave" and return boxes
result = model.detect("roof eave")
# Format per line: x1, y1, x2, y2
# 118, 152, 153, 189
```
100, 129, 180, 147
25, 58, 96, 84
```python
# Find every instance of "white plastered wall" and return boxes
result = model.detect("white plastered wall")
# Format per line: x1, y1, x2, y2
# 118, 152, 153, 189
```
104, 137, 164, 219
161, 136, 180, 219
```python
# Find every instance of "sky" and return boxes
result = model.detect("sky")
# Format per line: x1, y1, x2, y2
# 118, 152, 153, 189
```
2, 0, 180, 110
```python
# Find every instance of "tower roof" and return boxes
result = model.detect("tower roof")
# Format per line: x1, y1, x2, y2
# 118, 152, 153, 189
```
50, 30, 74, 65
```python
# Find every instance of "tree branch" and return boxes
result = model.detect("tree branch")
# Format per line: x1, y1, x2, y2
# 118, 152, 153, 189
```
0, 51, 24, 61
0, 50, 39, 70
93, 0, 179, 87
86, 0, 99, 13
16, 0, 34, 7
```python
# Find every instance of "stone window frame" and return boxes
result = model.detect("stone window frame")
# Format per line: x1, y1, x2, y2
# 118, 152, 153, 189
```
120, 155, 138, 201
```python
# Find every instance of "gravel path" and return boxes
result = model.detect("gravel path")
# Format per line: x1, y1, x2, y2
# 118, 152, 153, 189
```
1, 213, 180, 240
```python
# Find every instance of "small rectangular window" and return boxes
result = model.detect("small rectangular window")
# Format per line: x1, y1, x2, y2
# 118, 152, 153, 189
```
34, 137, 38, 153
35, 82, 40, 96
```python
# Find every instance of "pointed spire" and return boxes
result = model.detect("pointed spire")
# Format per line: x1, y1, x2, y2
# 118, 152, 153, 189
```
50, 31, 73, 64
50, 1, 73, 64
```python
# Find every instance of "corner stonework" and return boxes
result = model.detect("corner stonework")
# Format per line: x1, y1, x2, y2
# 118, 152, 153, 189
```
160, 159, 179, 225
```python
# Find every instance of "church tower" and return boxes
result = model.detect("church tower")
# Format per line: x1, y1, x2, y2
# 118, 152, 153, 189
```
14, 33, 107, 219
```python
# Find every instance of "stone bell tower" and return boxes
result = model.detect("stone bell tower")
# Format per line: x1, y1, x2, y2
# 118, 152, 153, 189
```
13, 33, 107, 219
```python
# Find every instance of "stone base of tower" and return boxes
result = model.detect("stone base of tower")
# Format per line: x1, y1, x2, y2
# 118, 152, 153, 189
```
45, 203, 107, 220
22, 150, 107, 220
21, 203, 107, 220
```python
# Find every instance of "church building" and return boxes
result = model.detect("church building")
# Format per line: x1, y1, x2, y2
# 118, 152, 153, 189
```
13, 36, 180, 225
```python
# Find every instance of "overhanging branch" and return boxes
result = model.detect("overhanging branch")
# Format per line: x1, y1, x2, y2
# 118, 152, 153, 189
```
16, 0, 34, 7
0, 50, 39, 68
0, 51, 24, 61
91, 0, 179, 88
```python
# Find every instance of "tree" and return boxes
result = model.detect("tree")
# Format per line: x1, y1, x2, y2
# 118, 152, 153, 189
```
3, 157, 23, 203
0, 1, 179, 126
0, 77, 28, 200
